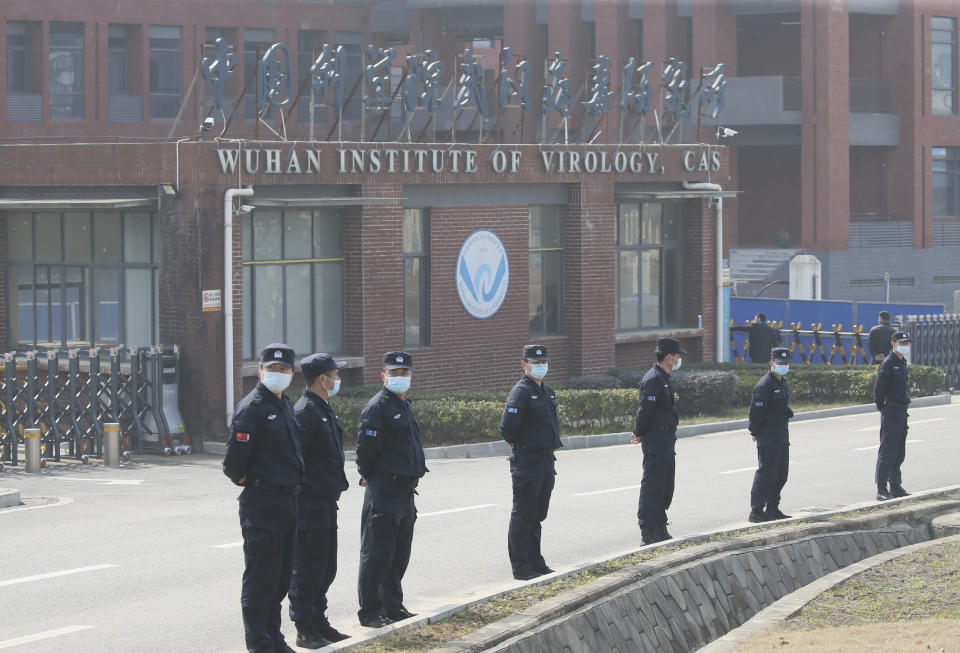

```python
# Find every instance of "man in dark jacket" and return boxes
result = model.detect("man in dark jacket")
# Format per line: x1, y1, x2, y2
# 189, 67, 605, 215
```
747, 313, 780, 363
223, 343, 303, 653
289, 353, 351, 648
633, 338, 685, 545
355, 351, 427, 628
748, 347, 795, 523
868, 311, 897, 363
499, 344, 562, 581
874, 331, 912, 500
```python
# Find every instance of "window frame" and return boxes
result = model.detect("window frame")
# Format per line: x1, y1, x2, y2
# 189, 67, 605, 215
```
402, 207, 431, 347
48, 21, 85, 121
528, 204, 565, 338
932, 16, 957, 116
933, 146, 960, 217
148, 25, 183, 120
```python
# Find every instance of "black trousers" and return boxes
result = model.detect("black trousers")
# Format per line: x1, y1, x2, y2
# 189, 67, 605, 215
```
637, 437, 676, 528
289, 495, 338, 627
751, 440, 789, 510
876, 406, 909, 485
507, 450, 556, 575
238, 488, 297, 653
357, 477, 417, 621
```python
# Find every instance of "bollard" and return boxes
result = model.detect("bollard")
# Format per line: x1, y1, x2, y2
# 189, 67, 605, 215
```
104, 423, 121, 467
25, 428, 42, 473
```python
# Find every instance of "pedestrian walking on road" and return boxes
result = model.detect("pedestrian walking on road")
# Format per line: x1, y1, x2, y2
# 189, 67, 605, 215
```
868, 311, 897, 363
289, 353, 351, 648
222, 343, 303, 653
748, 347, 795, 523
747, 313, 780, 363
874, 331, 913, 501
499, 344, 562, 581
633, 338, 684, 545
355, 351, 427, 628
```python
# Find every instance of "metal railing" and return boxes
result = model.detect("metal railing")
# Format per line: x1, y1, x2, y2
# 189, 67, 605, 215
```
903, 313, 960, 388
731, 322, 871, 365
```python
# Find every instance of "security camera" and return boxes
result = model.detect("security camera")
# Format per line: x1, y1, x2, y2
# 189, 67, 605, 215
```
718, 127, 738, 138
237, 204, 255, 214
201, 116, 215, 132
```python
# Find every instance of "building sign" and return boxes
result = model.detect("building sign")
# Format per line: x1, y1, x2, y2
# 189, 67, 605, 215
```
202, 289, 222, 312
456, 230, 509, 320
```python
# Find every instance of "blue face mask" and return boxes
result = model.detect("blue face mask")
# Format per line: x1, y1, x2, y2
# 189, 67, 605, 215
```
261, 370, 292, 394
774, 364, 789, 376
896, 345, 910, 356
528, 363, 548, 380
385, 375, 411, 395
326, 377, 341, 398
673, 357, 682, 370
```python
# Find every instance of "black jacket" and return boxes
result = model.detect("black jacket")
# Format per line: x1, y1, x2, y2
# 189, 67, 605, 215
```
222, 383, 304, 487
294, 390, 349, 499
747, 322, 780, 363
634, 364, 678, 439
868, 323, 896, 361
875, 351, 910, 410
499, 375, 562, 451
748, 372, 793, 442
355, 387, 428, 480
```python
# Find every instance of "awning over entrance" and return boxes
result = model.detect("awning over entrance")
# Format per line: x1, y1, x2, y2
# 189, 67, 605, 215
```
0, 197, 156, 209
616, 190, 740, 200
252, 197, 403, 208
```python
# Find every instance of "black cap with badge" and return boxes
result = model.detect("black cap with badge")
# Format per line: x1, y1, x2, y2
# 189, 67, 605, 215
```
892, 331, 911, 342
771, 347, 791, 362
383, 351, 414, 370
655, 338, 688, 355
522, 344, 549, 361
301, 352, 347, 376
261, 343, 294, 369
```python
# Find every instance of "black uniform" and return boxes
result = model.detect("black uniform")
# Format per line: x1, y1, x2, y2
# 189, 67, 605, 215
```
499, 357, 562, 578
223, 350, 304, 653
634, 364, 679, 531
874, 349, 910, 489
747, 321, 780, 363
748, 371, 794, 513
868, 323, 896, 361
356, 358, 427, 625
289, 390, 349, 631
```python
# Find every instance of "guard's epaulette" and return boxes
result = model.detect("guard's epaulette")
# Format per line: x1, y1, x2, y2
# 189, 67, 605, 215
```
250, 393, 264, 405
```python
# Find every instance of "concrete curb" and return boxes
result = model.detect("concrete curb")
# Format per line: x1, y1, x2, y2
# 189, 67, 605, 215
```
699, 533, 960, 653
201, 393, 953, 460
321, 484, 960, 652
0, 488, 22, 509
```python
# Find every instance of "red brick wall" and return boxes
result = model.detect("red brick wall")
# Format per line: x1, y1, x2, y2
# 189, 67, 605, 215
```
685, 198, 716, 361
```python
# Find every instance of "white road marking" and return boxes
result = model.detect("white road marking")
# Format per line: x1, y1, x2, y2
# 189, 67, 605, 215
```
852, 439, 924, 451
418, 503, 497, 518
574, 484, 643, 497
0, 564, 117, 588
719, 466, 757, 475
0, 625, 93, 650
212, 541, 243, 549
49, 477, 144, 486
0, 496, 73, 515
855, 417, 945, 432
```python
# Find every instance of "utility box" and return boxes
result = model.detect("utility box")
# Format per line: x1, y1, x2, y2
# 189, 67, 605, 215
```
789, 254, 822, 300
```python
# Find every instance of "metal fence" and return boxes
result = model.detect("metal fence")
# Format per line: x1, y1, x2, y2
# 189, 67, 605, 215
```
731, 323, 871, 365
0, 345, 189, 469
903, 314, 960, 388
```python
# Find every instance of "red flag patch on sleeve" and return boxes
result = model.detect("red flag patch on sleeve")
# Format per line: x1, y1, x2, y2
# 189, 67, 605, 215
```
235, 432, 250, 442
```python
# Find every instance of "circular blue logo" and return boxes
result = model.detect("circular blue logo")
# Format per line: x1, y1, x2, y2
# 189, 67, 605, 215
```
456, 230, 509, 319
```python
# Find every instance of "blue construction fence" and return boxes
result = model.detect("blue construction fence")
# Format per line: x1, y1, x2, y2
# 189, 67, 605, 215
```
728, 298, 945, 364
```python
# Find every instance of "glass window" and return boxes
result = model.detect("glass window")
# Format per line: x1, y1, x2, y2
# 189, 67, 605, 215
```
49, 22, 84, 120
402, 209, 430, 346
241, 208, 346, 359
617, 201, 684, 330
932, 17, 957, 116
6, 22, 30, 93
108, 25, 130, 93
529, 206, 563, 336
334, 31, 363, 120
933, 146, 960, 216
149, 25, 182, 119
298, 30, 326, 123
244, 28, 276, 119
5, 211, 158, 348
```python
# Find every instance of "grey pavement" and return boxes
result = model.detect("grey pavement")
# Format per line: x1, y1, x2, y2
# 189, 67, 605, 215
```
0, 400, 958, 652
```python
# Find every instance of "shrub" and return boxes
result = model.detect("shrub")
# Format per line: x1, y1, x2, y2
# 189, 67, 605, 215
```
615, 370, 646, 390
670, 371, 738, 416
562, 374, 622, 390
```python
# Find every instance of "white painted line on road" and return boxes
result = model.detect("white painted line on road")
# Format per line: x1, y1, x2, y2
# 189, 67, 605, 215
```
0, 496, 73, 516
49, 477, 145, 486
854, 417, 944, 432
719, 466, 756, 475
852, 439, 924, 451
419, 503, 497, 518
574, 484, 643, 497
212, 541, 243, 549
0, 625, 93, 650
854, 425, 879, 432
0, 564, 117, 588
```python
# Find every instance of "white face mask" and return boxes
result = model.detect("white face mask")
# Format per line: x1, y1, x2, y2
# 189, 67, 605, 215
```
672, 357, 682, 370
261, 370, 292, 394
326, 377, 341, 397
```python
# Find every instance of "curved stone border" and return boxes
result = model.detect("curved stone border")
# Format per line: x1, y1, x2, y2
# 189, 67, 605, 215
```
0, 488, 22, 509
699, 532, 960, 652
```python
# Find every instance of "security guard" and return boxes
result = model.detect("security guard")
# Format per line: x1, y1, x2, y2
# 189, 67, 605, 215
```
747, 313, 780, 363
874, 331, 912, 500
289, 353, 351, 648
748, 347, 795, 523
499, 344, 562, 581
867, 311, 897, 363
633, 338, 685, 545
223, 343, 303, 653
356, 351, 427, 628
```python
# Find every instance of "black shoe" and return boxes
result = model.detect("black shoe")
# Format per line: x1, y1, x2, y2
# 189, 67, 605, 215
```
513, 569, 541, 580
534, 565, 556, 575
295, 625, 331, 650
655, 526, 673, 541
764, 507, 792, 520
359, 614, 395, 628
274, 640, 299, 653
386, 607, 417, 621
889, 484, 910, 498
877, 484, 893, 501
748, 509, 768, 523
641, 526, 658, 545
314, 622, 350, 643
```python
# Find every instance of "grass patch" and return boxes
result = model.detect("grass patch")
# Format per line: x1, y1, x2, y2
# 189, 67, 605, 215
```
351, 490, 960, 652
